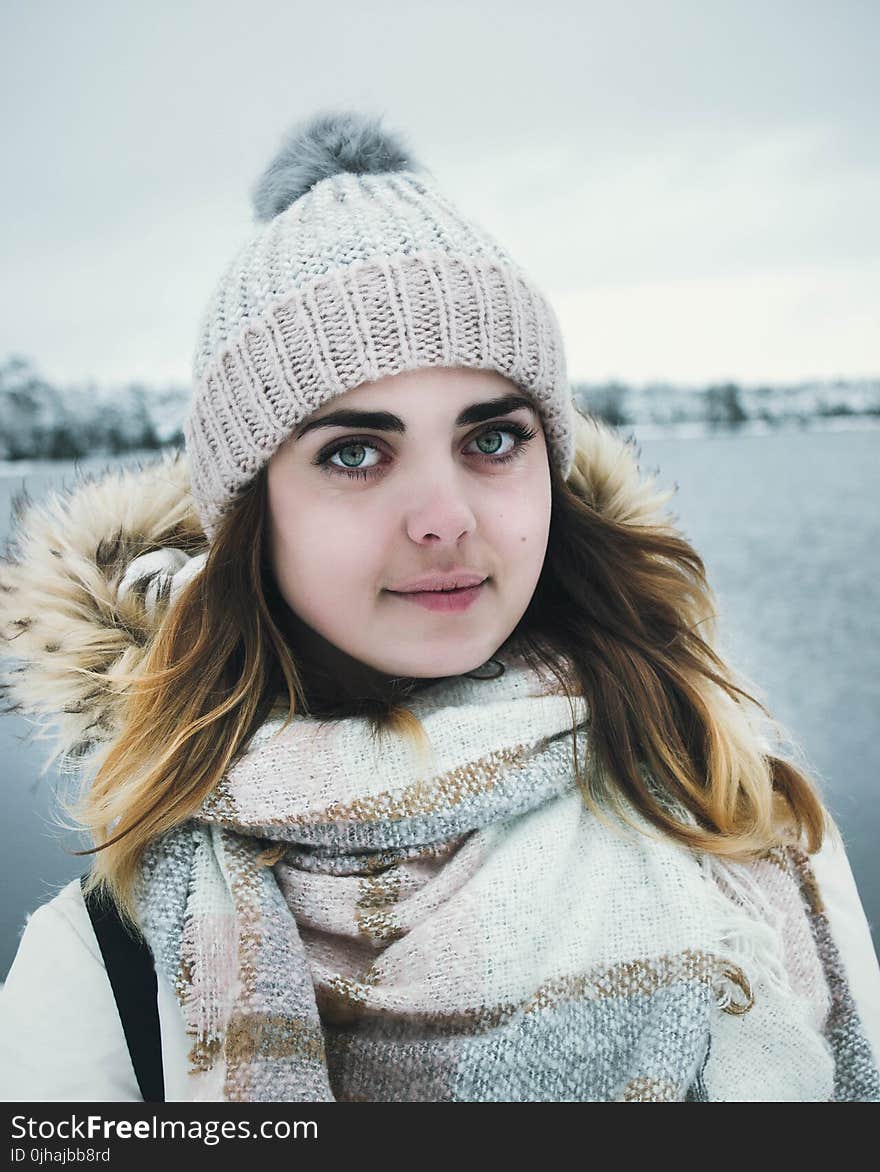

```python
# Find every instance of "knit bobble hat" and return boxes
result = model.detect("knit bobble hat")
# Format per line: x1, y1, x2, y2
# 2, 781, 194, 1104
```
184, 110, 576, 542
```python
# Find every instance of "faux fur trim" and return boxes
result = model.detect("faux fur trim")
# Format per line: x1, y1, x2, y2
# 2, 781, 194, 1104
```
0, 449, 203, 769
0, 417, 676, 770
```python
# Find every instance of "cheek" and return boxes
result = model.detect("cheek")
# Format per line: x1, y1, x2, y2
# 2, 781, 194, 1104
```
268, 493, 381, 600
489, 474, 552, 558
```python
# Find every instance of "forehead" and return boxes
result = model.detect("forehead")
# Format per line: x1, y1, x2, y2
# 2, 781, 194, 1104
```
312, 367, 521, 414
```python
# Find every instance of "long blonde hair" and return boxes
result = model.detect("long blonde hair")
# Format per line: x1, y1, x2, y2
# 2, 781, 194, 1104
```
72, 407, 827, 925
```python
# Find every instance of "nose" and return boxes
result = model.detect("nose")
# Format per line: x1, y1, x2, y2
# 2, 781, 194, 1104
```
402, 466, 478, 545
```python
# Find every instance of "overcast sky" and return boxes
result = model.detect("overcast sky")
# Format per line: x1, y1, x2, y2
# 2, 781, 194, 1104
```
1, 0, 877, 390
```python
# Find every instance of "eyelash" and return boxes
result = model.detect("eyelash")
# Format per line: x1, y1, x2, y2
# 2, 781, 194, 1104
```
314, 421, 540, 482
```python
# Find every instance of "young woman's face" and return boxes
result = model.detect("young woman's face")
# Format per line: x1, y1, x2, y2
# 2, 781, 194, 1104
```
266, 366, 552, 680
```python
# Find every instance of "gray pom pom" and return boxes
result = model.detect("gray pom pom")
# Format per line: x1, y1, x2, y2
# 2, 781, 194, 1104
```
251, 110, 421, 223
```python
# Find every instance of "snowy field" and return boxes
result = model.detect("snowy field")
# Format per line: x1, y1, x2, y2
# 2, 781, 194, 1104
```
1, 422, 878, 977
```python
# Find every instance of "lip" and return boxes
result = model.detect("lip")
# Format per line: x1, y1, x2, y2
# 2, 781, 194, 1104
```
388, 580, 488, 613
390, 570, 488, 593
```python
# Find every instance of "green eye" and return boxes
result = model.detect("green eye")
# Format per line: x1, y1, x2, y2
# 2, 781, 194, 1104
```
337, 444, 369, 468
315, 421, 539, 482
475, 432, 504, 455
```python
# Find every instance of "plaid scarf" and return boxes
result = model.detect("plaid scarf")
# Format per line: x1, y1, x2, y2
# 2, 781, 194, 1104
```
134, 649, 880, 1102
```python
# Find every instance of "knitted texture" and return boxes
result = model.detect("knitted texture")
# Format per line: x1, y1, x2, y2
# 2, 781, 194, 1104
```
184, 116, 576, 543
133, 648, 880, 1103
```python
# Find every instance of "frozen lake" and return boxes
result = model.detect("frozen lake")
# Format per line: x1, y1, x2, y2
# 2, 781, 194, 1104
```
1, 422, 878, 978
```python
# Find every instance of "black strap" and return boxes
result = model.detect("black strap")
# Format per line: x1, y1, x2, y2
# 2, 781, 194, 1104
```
80, 873, 165, 1102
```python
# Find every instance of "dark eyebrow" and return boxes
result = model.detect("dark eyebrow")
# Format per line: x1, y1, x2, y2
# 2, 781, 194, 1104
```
293, 393, 538, 440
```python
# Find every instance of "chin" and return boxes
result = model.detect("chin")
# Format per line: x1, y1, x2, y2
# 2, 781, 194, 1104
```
367, 641, 502, 682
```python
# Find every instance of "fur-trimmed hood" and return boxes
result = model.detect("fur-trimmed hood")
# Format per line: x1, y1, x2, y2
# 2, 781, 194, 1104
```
0, 415, 677, 774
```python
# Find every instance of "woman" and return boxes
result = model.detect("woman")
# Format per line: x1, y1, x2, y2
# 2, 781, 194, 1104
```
1, 110, 878, 1103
